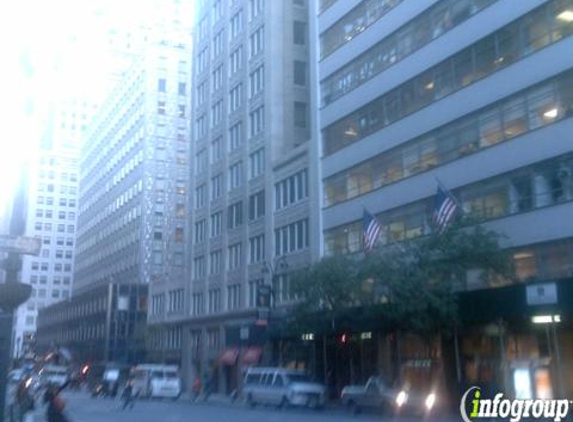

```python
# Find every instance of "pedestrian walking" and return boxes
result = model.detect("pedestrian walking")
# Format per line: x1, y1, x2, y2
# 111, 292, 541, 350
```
192, 377, 202, 402
43, 382, 72, 422
16, 379, 35, 422
202, 373, 211, 401
121, 381, 135, 410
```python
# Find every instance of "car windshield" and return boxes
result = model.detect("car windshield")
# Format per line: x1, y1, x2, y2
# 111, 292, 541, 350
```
286, 374, 310, 383
165, 371, 178, 379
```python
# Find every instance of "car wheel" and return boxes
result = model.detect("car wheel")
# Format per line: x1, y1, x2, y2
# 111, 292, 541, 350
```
348, 400, 361, 415
247, 394, 256, 408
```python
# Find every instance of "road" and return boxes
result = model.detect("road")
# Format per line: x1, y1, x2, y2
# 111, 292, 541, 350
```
22, 391, 460, 422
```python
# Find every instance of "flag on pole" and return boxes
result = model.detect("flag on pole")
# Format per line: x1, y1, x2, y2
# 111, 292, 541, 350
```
363, 209, 382, 252
433, 184, 458, 233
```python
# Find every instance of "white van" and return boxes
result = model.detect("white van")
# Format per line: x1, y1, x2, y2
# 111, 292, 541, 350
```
243, 367, 326, 409
131, 364, 182, 399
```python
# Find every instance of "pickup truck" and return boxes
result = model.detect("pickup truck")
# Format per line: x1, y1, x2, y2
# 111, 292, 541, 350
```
340, 376, 395, 414
341, 376, 438, 415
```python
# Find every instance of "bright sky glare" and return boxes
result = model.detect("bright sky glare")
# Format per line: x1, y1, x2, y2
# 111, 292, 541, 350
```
0, 0, 188, 216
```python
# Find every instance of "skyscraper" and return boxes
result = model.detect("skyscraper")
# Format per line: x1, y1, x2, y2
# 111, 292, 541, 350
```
147, 0, 319, 394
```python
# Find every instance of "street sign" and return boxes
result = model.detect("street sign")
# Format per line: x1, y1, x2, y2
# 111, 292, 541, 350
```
526, 282, 558, 306
0, 235, 41, 256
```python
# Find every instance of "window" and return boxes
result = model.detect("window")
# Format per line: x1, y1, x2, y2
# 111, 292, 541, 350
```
294, 102, 308, 128
210, 211, 223, 237
192, 293, 204, 315
229, 122, 243, 150
195, 149, 208, 174
294, 61, 307, 86
208, 290, 221, 314
194, 220, 206, 244
229, 162, 242, 190
249, 0, 263, 21
193, 256, 206, 280
275, 169, 308, 209
248, 279, 264, 307
227, 284, 241, 311
157, 101, 166, 115
228, 201, 243, 229
249, 234, 265, 264
213, 31, 224, 58
293, 21, 306, 45
197, 47, 209, 73
249, 148, 264, 179
249, 26, 264, 58
158, 78, 166, 92
212, 0, 223, 23
249, 106, 264, 137
228, 242, 243, 270
196, 184, 206, 208
178, 104, 186, 118
275, 219, 309, 255
249, 65, 264, 97
212, 65, 223, 92
195, 114, 207, 140
230, 11, 243, 39
229, 84, 242, 111
196, 82, 207, 106
230, 46, 243, 75
211, 174, 223, 199
211, 137, 223, 163
249, 190, 265, 220
211, 100, 223, 126
210, 250, 223, 275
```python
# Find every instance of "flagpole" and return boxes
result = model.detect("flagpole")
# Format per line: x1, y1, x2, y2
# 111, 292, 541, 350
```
362, 205, 406, 253
434, 176, 465, 215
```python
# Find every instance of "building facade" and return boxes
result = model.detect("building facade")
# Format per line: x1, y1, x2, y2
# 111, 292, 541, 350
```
147, 0, 320, 395
35, 282, 148, 364
12, 95, 94, 358
318, 0, 573, 402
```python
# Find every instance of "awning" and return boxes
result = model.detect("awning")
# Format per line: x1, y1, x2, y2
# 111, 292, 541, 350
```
219, 348, 239, 366
242, 347, 262, 365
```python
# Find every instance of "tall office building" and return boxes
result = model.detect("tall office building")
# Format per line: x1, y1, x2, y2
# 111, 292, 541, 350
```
319, 0, 573, 398
12, 96, 93, 358
147, 0, 320, 394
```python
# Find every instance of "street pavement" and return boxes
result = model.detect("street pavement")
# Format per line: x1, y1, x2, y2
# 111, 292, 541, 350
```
22, 391, 463, 422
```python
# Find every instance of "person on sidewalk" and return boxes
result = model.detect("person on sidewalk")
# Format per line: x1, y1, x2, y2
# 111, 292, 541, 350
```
16, 379, 35, 422
121, 381, 135, 410
202, 373, 212, 401
43, 381, 71, 422
192, 377, 202, 402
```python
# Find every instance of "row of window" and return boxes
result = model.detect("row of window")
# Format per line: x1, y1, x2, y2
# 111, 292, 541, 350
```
321, 0, 498, 105
29, 275, 71, 285
37, 197, 77, 207
275, 169, 309, 210
40, 236, 74, 247
35, 210, 76, 220
38, 184, 78, 194
325, 153, 573, 255
324, 70, 573, 206
31, 262, 73, 272
320, 0, 404, 59
30, 288, 70, 300
275, 219, 310, 256
157, 78, 187, 96
195, 190, 265, 227
37, 250, 74, 259
323, 0, 573, 155
38, 171, 78, 182
34, 223, 75, 233
195, 105, 264, 140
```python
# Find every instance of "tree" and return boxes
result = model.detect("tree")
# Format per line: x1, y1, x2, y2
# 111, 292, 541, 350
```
290, 222, 515, 334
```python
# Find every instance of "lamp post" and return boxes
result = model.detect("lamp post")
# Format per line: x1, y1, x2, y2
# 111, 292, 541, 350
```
260, 256, 288, 308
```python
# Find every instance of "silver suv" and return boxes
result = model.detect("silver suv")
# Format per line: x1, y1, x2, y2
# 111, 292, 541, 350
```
243, 367, 326, 409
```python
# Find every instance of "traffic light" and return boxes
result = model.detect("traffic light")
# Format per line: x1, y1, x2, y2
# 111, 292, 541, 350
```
339, 332, 349, 345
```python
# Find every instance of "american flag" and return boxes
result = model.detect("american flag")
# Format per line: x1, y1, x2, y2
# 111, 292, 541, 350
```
363, 209, 382, 252
433, 184, 458, 233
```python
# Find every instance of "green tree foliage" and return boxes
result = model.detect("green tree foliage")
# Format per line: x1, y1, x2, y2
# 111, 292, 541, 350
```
291, 222, 514, 334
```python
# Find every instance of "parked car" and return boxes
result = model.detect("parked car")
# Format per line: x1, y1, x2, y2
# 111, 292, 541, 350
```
243, 367, 326, 409
39, 365, 69, 387
88, 364, 131, 398
131, 364, 182, 399
341, 376, 437, 416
